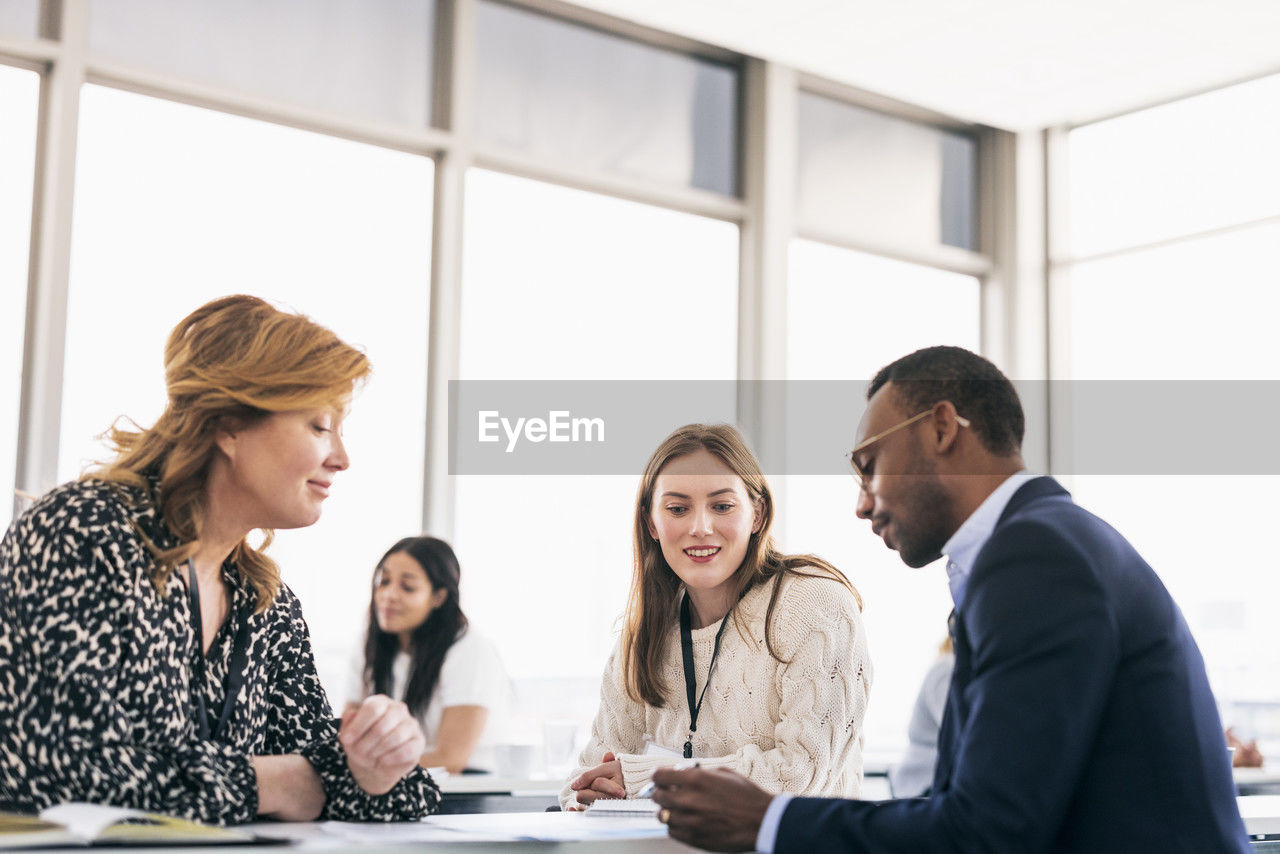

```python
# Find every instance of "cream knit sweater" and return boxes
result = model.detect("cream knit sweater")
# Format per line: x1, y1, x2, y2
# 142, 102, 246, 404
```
561, 571, 872, 810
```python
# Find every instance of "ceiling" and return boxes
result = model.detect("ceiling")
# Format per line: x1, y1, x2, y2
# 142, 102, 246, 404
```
561, 0, 1280, 130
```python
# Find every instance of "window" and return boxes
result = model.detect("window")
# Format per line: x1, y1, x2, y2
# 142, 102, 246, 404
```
1068, 73, 1280, 258
475, 0, 738, 195
1062, 72, 1280, 747
784, 239, 980, 749
0, 1, 38, 39
1064, 224, 1280, 731
62, 86, 434, 697
798, 92, 978, 251
0, 64, 38, 529
1068, 224, 1280, 382
89, 0, 437, 126
454, 169, 739, 705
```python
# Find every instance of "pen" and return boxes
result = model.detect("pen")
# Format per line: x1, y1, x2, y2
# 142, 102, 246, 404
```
635, 759, 700, 798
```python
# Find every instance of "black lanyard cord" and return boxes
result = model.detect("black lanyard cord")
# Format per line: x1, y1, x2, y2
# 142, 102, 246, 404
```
187, 560, 250, 742
679, 592, 731, 760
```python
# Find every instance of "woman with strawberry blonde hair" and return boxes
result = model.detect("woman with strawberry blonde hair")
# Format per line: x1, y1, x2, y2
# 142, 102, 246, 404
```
561, 423, 872, 810
0, 295, 439, 823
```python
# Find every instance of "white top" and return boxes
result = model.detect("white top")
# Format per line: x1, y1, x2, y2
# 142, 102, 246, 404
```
346, 626, 511, 771
887, 652, 955, 798
561, 570, 872, 810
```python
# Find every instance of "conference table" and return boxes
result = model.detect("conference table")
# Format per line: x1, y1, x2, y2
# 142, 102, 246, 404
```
432, 752, 902, 814
412, 765, 1279, 851
20, 765, 1280, 850
23, 799, 1279, 851
239, 811, 694, 852
433, 758, 1278, 809
1237, 766, 1280, 795
230, 793, 1276, 852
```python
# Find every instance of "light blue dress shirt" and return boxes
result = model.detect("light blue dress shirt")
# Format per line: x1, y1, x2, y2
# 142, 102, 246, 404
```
755, 471, 1034, 853
939, 470, 1034, 609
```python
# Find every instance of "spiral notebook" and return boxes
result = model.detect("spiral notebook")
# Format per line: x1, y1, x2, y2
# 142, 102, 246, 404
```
583, 798, 659, 816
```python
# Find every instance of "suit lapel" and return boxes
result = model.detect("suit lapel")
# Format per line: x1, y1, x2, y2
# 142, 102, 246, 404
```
994, 476, 1069, 528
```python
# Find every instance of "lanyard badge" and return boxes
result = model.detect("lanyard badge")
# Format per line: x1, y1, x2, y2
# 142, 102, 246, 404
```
678, 593, 731, 760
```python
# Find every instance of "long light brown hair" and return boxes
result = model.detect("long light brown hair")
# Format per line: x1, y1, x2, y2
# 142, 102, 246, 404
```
620, 423, 862, 706
92, 294, 371, 612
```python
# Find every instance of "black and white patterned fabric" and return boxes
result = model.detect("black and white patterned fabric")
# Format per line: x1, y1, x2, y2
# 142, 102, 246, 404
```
0, 476, 441, 824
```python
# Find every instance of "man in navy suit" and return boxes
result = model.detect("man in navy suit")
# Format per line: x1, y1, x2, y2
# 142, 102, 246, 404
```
652, 346, 1249, 853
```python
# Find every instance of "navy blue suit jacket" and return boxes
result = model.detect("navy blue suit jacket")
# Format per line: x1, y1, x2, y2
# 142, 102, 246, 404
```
778, 477, 1249, 853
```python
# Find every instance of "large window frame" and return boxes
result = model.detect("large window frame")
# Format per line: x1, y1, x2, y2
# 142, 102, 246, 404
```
4, 0, 1002, 534
1044, 69, 1280, 475
6, 0, 1277, 755
1045, 74, 1280, 737
3, 0, 1011, 751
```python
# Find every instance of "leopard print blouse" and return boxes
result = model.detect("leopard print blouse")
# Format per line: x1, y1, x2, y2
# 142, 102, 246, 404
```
0, 477, 441, 824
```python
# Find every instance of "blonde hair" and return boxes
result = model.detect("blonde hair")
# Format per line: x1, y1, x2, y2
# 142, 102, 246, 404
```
92, 295, 371, 612
621, 423, 862, 706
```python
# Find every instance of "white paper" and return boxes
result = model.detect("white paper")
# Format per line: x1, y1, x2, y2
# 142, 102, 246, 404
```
40, 803, 144, 841
425, 811, 669, 842
322, 820, 519, 844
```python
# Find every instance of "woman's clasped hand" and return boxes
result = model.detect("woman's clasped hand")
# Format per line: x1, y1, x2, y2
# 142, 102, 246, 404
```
340, 695, 429, 795
569, 751, 627, 804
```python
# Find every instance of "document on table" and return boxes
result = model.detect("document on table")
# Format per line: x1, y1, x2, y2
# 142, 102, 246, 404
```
431, 812, 669, 842
324, 811, 669, 844
322, 820, 519, 844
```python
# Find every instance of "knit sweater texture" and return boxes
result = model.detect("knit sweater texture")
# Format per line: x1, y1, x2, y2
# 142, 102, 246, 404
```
560, 570, 872, 810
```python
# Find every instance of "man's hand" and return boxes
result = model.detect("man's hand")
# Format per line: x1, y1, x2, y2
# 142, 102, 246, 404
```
652, 766, 773, 853
339, 695, 426, 795
567, 750, 626, 809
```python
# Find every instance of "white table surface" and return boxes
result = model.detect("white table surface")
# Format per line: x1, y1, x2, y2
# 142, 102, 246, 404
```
1238, 766, 1280, 788
437, 773, 563, 795
1241, 794, 1280, 839
436, 748, 903, 796
238, 811, 696, 852
246, 798, 1278, 851
34, 799, 1279, 852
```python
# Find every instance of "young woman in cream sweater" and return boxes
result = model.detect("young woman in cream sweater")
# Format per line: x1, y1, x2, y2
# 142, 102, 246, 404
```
562, 424, 872, 810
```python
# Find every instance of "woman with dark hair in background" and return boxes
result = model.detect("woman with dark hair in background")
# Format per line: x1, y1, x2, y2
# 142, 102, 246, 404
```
347, 537, 509, 774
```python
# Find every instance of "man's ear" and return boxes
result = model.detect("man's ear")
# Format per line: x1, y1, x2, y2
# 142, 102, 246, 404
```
932, 401, 966, 455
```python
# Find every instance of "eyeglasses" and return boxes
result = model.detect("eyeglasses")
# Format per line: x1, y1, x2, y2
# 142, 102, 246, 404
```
847, 408, 971, 493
